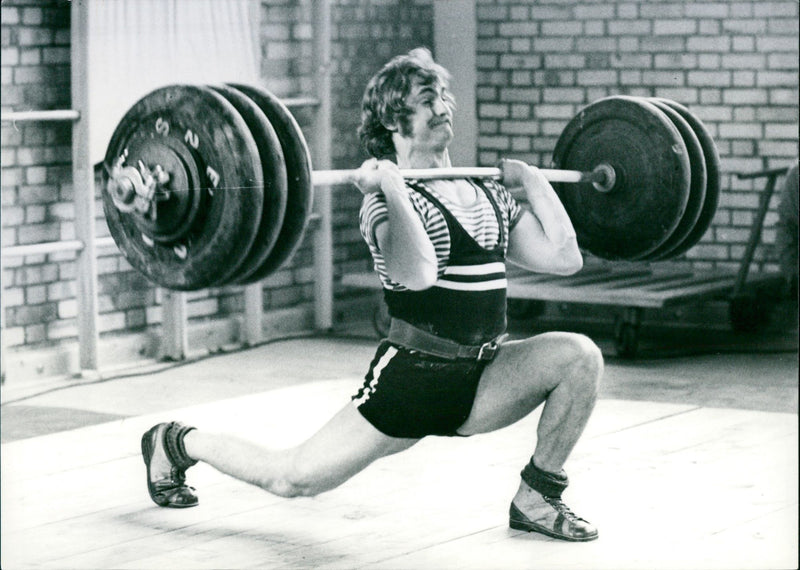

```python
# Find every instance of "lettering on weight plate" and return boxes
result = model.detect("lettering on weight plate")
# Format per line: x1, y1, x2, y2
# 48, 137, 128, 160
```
206, 166, 220, 195
173, 243, 188, 259
184, 129, 199, 149
155, 117, 169, 136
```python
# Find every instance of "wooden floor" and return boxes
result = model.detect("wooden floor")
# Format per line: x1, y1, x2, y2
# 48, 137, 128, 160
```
2, 372, 797, 570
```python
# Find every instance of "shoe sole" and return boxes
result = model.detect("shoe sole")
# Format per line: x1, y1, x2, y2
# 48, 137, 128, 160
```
510, 518, 598, 542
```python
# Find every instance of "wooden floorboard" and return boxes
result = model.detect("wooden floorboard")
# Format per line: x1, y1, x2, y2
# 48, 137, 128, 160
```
2, 378, 797, 570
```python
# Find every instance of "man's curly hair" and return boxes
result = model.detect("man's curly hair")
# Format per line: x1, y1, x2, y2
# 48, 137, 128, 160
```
358, 47, 452, 159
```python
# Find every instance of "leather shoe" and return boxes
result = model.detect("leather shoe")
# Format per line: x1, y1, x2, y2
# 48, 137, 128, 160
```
141, 423, 198, 508
509, 498, 598, 542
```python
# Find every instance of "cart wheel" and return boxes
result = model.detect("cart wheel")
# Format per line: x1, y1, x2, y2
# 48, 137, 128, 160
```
372, 299, 391, 338
729, 294, 770, 333
507, 299, 546, 319
614, 318, 639, 359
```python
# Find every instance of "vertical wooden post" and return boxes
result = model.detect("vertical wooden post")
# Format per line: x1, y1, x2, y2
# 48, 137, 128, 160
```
433, 0, 477, 167
311, 0, 334, 331
71, 1, 101, 374
1, 254, 6, 383
243, 283, 263, 345
162, 290, 188, 360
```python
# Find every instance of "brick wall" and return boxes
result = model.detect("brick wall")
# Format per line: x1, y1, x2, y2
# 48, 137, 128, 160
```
475, 0, 799, 272
1, 0, 433, 351
3, 0, 797, 354
1, 0, 72, 348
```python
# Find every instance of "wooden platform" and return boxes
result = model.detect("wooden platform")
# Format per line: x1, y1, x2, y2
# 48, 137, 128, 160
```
2, 378, 797, 569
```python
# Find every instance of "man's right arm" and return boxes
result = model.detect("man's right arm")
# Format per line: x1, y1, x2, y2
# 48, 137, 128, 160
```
354, 161, 438, 290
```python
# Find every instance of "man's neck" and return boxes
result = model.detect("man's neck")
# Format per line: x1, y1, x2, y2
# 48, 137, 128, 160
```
394, 137, 451, 169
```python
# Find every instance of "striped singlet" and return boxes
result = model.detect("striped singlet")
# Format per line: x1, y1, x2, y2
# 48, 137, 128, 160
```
359, 178, 523, 346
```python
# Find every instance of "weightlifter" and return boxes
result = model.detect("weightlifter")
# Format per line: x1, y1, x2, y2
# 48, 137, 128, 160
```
142, 47, 603, 542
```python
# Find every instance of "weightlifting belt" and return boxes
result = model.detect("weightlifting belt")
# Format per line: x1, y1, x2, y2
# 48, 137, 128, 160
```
388, 318, 507, 362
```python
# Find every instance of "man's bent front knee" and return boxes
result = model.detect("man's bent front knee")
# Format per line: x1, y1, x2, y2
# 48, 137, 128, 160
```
562, 332, 603, 393
535, 331, 603, 393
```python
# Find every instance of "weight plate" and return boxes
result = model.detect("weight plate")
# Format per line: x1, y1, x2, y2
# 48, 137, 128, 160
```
121, 135, 202, 244
209, 84, 289, 284
228, 83, 314, 281
636, 97, 707, 261
103, 84, 264, 290
649, 98, 721, 259
552, 96, 691, 261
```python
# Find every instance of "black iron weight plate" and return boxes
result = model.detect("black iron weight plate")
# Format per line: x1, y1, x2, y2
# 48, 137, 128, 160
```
649, 98, 721, 260
637, 97, 707, 261
552, 96, 691, 261
103, 85, 264, 290
209, 84, 289, 284
228, 84, 314, 281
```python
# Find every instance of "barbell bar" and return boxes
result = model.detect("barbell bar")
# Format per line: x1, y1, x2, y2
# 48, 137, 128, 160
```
102, 84, 716, 290
311, 165, 614, 190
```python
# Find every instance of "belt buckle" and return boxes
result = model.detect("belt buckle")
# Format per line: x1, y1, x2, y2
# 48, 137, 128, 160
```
477, 340, 498, 362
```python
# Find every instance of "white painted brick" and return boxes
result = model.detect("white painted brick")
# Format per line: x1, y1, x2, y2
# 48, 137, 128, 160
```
732, 71, 755, 88
722, 89, 769, 105
687, 70, 731, 87
685, 3, 730, 18
532, 37, 574, 52
479, 104, 509, 119
47, 319, 77, 340
654, 20, 697, 36
3, 287, 24, 307
753, 2, 798, 18
576, 70, 617, 86
575, 37, 616, 52
58, 299, 78, 319
498, 22, 538, 37
769, 89, 800, 105
658, 88, 699, 104
654, 54, 697, 69
616, 4, 638, 19
757, 71, 799, 88
759, 140, 800, 157
98, 312, 126, 333
733, 107, 756, 122
756, 36, 798, 52
541, 21, 583, 36
732, 36, 755, 52
499, 120, 540, 135
584, 21, 604, 36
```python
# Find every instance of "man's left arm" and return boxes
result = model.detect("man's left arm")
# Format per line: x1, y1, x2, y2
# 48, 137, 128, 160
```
501, 160, 583, 275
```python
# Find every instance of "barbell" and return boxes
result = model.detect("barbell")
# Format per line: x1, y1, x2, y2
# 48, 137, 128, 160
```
102, 84, 720, 291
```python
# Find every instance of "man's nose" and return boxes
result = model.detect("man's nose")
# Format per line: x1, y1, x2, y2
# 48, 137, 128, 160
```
432, 97, 449, 116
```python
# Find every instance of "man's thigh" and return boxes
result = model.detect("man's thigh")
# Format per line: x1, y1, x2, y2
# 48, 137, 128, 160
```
456, 331, 588, 436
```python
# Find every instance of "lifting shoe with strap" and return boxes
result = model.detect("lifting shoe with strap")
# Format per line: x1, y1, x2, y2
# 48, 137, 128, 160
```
141, 421, 199, 508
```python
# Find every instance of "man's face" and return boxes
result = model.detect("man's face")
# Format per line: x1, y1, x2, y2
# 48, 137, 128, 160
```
397, 78, 455, 153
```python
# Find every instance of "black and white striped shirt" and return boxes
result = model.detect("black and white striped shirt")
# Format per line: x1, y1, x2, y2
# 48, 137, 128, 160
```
359, 178, 524, 290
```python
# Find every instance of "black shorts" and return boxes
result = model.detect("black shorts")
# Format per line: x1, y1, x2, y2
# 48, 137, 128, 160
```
352, 340, 486, 439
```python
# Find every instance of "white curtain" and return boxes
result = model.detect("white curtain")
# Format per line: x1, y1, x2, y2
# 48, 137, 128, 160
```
87, 0, 260, 164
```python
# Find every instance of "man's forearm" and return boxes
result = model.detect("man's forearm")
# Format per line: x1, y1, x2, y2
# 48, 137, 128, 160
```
521, 173, 577, 248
